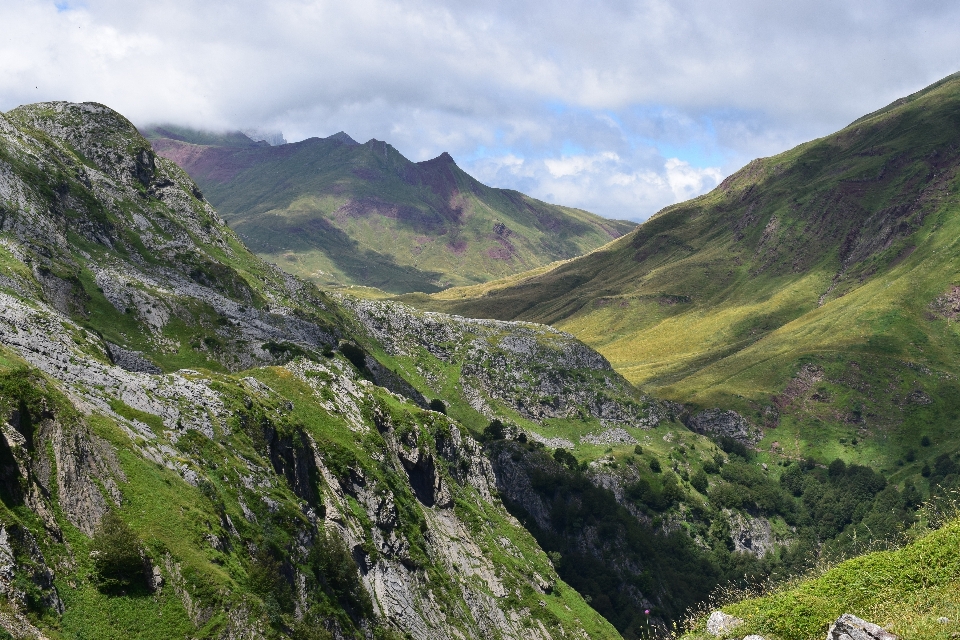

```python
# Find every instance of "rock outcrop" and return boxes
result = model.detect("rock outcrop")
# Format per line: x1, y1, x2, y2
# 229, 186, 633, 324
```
826, 614, 898, 640
0, 101, 622, 639
706, 610, 744, 636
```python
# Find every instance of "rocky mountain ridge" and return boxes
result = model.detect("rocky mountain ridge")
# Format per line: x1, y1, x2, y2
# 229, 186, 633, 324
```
0, 101, 636, 639
144, 125, 634, 293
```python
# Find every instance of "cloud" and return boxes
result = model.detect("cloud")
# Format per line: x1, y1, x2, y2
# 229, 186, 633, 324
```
2, 0, 960, 219
467, 150, 722, 220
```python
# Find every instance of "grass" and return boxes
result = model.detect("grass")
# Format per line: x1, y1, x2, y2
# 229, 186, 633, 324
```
406, 71, 960, 483
682, 510, 960, 640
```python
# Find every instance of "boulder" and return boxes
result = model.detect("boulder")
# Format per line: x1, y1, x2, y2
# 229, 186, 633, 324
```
826, 614, 898, 640
706, 611, 743, 636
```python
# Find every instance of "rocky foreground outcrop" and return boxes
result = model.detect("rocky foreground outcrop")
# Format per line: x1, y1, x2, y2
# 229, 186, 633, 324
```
0, 102, 621, 639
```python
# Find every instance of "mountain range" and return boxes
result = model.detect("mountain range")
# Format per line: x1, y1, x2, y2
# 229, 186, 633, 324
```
145, 125, 634, 293
412, 71, 960, 481
2, 71, 960, 640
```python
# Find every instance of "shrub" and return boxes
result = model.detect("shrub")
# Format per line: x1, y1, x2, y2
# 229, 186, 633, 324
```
717, 436, 750, 460
690, 469, 709, 494
553, 448, 578, 471
634, 445, 644, 455
90, 511, 145, 593
483, 419, 505, 441
428, 399, 446, 414
921, 435, 932, 447
649, 458, 661, 473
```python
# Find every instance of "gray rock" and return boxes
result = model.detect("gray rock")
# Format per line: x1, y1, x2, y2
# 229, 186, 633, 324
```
743, 636, 768, 640
706, 610, 743, 636
106, 342, 162, 374
826, 614, 898, 640
688, 409, 759, 444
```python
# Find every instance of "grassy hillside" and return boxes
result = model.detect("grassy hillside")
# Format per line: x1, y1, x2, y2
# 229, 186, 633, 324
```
144, 127, 634, 293
0, 101, 627, 639
410, 72, 960, 477
682, 507, 960, 640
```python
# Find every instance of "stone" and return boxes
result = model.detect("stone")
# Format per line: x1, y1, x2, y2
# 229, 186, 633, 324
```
706, 611, 743, 636
826, 613, 898, 640
743, 636, 767, 640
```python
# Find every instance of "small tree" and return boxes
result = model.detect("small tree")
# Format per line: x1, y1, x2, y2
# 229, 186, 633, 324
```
428, 399, 447, 414
90, 511, 145, 593
483, 419, 505, 441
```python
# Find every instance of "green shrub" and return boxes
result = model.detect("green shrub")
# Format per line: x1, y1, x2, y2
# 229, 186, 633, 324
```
690, 469, 709, 494
428, 399, 446, 414
90, 511, 146, 593
483, 419, 505, 441
553, 448, 578, 471
649, 458, 661, 473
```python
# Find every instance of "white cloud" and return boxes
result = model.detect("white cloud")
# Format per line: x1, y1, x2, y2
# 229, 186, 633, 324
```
2, 0, 959, 219
467, 151, 722, 221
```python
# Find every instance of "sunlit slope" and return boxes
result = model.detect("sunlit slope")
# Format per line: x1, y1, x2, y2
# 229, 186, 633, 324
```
147, 128, 634, 293
419, 73, 960, 407
683, 514, 960, 640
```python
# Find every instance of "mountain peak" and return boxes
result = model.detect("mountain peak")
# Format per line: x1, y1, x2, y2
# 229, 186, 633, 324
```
328, 131, 358, 145
419, 151, 457, 166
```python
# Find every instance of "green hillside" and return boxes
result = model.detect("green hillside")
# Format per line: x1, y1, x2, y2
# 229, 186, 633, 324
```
0, 101, 630, 639
411, 72, 960, 477
145, 127, 634, 293
682, 509, 960, 640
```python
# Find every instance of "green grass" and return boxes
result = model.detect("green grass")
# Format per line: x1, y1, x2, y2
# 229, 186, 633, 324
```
682, 513, 960, 640
409, 71, 960, 480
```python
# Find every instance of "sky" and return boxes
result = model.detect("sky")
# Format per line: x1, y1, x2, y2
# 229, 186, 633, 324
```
2, 1, 960, 221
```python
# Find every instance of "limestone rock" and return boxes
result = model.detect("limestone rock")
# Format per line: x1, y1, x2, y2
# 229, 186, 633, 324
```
706, 610, 743, 636
826, 614, 898, 640
688, 409, 759, 445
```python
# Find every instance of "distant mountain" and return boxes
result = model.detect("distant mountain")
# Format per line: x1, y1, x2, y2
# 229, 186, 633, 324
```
143, 126, 634, 293
415, 72, 960, 476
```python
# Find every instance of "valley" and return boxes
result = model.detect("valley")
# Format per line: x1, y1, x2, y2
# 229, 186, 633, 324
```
1, 72, 960, 640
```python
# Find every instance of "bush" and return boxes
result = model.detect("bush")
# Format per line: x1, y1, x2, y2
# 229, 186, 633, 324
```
634, 445, 643, 455
428, 399, 446, 414
649, 458, 662, 473
690, 469, 709, 494
553, 448, 578, 471
483, 419, 505, 441
921, 435, 932, 447
90, 511, 145, 593
717, 436, 750, 460
308, 529, 372, 621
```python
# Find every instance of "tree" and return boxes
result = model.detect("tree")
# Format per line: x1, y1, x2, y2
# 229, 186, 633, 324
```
690, 469, 709, 494
428, 399, 447, 414
90, 511, 145, 592
483, 419, 505, 441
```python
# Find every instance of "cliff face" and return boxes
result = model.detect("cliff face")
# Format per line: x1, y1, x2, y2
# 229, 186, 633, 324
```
0, 102, 622, 639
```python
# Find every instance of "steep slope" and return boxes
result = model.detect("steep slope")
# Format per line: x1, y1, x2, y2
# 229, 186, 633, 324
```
0, 101, 630, 639
145, 127, 634, 293
682, 511, 960, 640
415, 71, 960, 477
